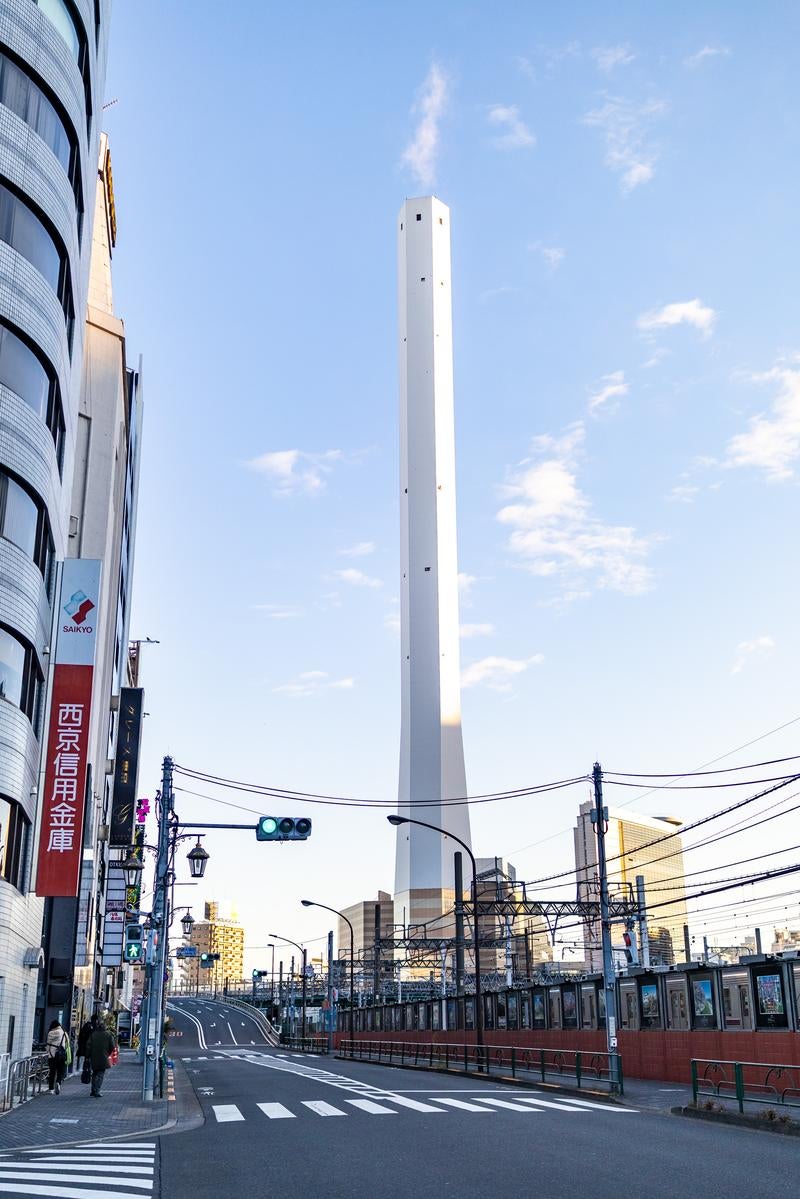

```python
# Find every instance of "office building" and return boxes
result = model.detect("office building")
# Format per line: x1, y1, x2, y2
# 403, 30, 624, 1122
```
0, 0, 112, 1057
574, 800, 688, 970
337, 891, 394, 992
186, 901, 245, 991
393, 196, 471, 936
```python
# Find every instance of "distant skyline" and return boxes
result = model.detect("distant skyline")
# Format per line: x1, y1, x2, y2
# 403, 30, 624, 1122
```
104, 3, 799, 968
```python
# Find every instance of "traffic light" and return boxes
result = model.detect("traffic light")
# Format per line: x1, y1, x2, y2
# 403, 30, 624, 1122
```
123, 923, 143, 964
622, 927, 639, 966
256, 816, 312, 841
200, 952, 220, 970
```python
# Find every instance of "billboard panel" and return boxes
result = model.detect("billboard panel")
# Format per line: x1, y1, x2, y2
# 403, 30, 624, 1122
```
109, 687, 144, 846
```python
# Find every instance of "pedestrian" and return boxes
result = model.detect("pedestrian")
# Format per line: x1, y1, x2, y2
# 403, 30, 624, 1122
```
76, 1016, 93, 1071
87, 1017, 116, 1098
46, 1019, 68, 1095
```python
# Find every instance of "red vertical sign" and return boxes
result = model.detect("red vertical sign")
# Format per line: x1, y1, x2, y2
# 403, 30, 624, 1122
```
36, 559, 101, 898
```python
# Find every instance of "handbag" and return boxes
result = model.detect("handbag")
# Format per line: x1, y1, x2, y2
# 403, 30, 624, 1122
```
54, 1032, 67, 1066
109, 1045, 119, 1067
81, 1061, 91, 1084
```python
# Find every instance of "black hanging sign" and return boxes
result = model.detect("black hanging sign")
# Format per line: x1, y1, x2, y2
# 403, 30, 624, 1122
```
110, 688, 144, 846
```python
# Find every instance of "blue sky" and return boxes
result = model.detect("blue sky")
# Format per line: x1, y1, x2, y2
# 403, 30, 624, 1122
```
103, 3, 800, 965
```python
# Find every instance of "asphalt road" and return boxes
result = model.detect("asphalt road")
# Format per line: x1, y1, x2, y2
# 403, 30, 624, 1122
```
158, 1000, 799, 1199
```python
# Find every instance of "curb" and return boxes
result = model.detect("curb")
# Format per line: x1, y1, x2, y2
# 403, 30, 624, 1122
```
673, 1104, 800, 1137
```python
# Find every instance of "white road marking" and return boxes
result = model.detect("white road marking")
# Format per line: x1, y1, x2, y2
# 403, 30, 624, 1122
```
513, 1094, 635, 1113
480, 1098, 542, 1113
0, 1185, 152, 1198
226, 1022, 238, 1045
0, 1164, 152, 1177
432, 1098, 496, 1112
345, 1099, 398, 1115
257, 1102, 295, 1119
213, 1104, 244, 1122
302, 1101, 347, 1117
381, 1095, 446, 1113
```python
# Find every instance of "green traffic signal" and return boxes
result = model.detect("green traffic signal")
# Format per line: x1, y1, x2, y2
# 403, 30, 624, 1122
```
124, 923, 143, 964
256, 816, 312, 841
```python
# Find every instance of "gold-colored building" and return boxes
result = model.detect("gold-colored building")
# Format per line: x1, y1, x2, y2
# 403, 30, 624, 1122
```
185, 901, 245, 991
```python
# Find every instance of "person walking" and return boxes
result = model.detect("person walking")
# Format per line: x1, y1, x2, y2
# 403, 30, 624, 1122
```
76, 1016, 93, 1072
46, 1019, 68, 1095
87, 1017, 116, 1098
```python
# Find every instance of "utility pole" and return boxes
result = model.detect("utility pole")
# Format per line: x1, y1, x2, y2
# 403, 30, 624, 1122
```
326, 930, 334, 1051
454, 852, 465, 995
504, 916, 513, 988
592, 761, 619, 1092
440, 942, 448, 1029
635, 875, 651, 969
373, 903, 381, 1002
142, 756, 173, 1102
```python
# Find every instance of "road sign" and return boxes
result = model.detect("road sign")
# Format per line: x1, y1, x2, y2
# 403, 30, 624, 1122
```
175, 946, 198, 958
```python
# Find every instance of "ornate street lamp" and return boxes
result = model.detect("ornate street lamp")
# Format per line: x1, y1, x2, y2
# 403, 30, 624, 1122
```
181, 911, 195, 937
121, 853, 144, 889
186, 839, 209, 879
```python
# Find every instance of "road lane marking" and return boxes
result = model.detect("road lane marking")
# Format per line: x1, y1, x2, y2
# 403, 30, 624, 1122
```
257, 1103, 295, 1119
432, 1098, 496, 1112
0, 1164, 153, 1176
513, 1095, 635, 1113
480, 1099, 542, 1113
345, 1099, 398, 1115
226, 1022, 238, 1045
381, 1096, 446, 1113
302, 1101, 347, 1117
213, 1104, 245, 1122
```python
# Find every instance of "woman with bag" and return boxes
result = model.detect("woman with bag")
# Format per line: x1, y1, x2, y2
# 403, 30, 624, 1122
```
86, 1017, 116, 1098
46, 1019, 68, 1095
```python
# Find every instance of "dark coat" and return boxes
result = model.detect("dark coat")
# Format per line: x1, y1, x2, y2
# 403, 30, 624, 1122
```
87, 1027, 115, 1071
77, 1021, 93, 1056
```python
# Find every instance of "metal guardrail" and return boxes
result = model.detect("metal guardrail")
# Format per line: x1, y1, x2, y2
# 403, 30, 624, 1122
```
280, 1036, 329, 1054
2, 1053, 49, 1112
691, 1058, 800, 1113
338, 1040, 623, 1094
222, 995, 280, 1046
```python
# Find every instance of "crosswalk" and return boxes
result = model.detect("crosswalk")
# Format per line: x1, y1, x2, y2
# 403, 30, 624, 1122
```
210, 1091, 633, 1122
0, 1141, 156, 1199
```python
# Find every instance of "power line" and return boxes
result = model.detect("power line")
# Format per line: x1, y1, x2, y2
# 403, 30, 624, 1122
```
604, 753, 800, 779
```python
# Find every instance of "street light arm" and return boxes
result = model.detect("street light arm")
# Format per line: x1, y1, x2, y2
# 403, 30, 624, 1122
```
387, 815, 477, 878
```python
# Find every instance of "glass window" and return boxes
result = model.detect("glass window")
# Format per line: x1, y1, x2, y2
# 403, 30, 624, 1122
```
0, 627, 25, 706
0, 182, 61, 291
0, 52, 71, 170
0, 796, 29, 891
0, 472, 37, 556
0, 323, 50, 420
36, 0, 81, 60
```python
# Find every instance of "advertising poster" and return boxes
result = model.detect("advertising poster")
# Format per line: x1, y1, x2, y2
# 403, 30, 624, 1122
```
690, 976, 716, 1029
561, 986, 578, 1027
639, 982, 660, 1028
532, 991, 546, 1027
548, 990, 561, 1028
753, 969, 789, 1029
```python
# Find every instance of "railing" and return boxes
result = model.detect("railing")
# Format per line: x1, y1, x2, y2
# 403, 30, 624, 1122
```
2, 1053, 49, 1112
691, 1058, 800, 1113
280, 1035, 329, 1054
222, 995, 280, 1046
338, 1040, 623, 1094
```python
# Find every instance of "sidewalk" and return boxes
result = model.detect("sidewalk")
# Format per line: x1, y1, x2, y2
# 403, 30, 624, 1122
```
0, 1050, 176, 1151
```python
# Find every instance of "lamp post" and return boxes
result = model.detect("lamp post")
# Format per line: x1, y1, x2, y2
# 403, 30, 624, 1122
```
269, 943, 275, 1005
301, 900, 354, 1041
387, 814, 484, 1056
269, 935, 306, 1041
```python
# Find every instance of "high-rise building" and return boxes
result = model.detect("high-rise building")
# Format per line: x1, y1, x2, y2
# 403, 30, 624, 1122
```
337, 891, 394, 991
474, 857, 551, 977
186, 901, 245, 991
36, 131, 143, 1039
0, 0, 112, 1057
574, 801, 688, 970
394, 196, 470, 936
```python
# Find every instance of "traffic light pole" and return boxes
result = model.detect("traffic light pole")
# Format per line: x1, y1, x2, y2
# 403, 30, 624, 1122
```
142, 756, 174, 1102
593, 761, 620, 1094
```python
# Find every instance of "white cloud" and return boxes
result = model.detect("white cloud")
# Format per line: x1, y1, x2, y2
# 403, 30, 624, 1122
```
401, 63, 449, 188
462, 654, 544, 692
458, 573, 477, 596
273, 671, 355, 697
588, 369, 628, 414
246, 449, 342, 496
725, 364, 800, 481
339, 541, 376, 558
583, 96, 666, 192
591, 45, 635, 72
637, 298, 716, 338
335, 568, 383, 589
488, 104, 536, 150
667, 484, 700, 504
684, 46, 730, 68
731, 635, 774, 676
497, 423, 654, 595
529, 241, 565, 271
460, 623, 495, 639
251, 603, 301, 620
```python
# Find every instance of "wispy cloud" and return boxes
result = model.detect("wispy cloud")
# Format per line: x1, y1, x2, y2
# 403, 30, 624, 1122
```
247, 449, 342, 496
667, 484, 700, 504
335, 568, 383, 589
460, 623, 495, 639
725, 363, 800, 480
273, 671, 355, 697
251, 603, 301, 620
339, 541, 376, 558
637, 298, 716, 338
497, 423, 655, 595
588, 369, 628, 414
462, 654, 544, 692
458, 573, 477, 596
583, 96, 666, 192
488, 104, 536, 150
731, 635, 774, 676
529, 241, 565, 271
401, 63, 449, 188
684, 46, 730, 68
591, 45, 635, 72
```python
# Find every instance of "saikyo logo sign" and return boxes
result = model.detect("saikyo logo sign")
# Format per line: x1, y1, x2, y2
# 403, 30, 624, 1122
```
36, 559, 102, 898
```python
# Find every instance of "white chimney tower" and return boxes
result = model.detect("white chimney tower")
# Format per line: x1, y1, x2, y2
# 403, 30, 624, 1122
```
394, 196, 471, 930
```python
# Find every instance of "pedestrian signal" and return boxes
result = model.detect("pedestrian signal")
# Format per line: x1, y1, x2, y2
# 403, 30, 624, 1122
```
124, 924, 143, 964
256, 816, 312, 841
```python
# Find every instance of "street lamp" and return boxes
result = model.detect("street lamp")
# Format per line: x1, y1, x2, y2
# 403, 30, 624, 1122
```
120, 853, 144, 889
302, 899, 354, 1041
186, 839, 209, 879
269, 934, 307, 1041
181, 911, 195, 938
387, 814, 484, 1056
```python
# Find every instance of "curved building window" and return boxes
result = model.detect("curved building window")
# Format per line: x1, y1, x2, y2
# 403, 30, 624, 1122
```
0, 796, 30, 891
0, 52, 83, 231
0, 181, 74, 342
0, 625, 41, 723
0, 321, 65, 467
0, 471, 37, 557
35, 0, 81, 60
